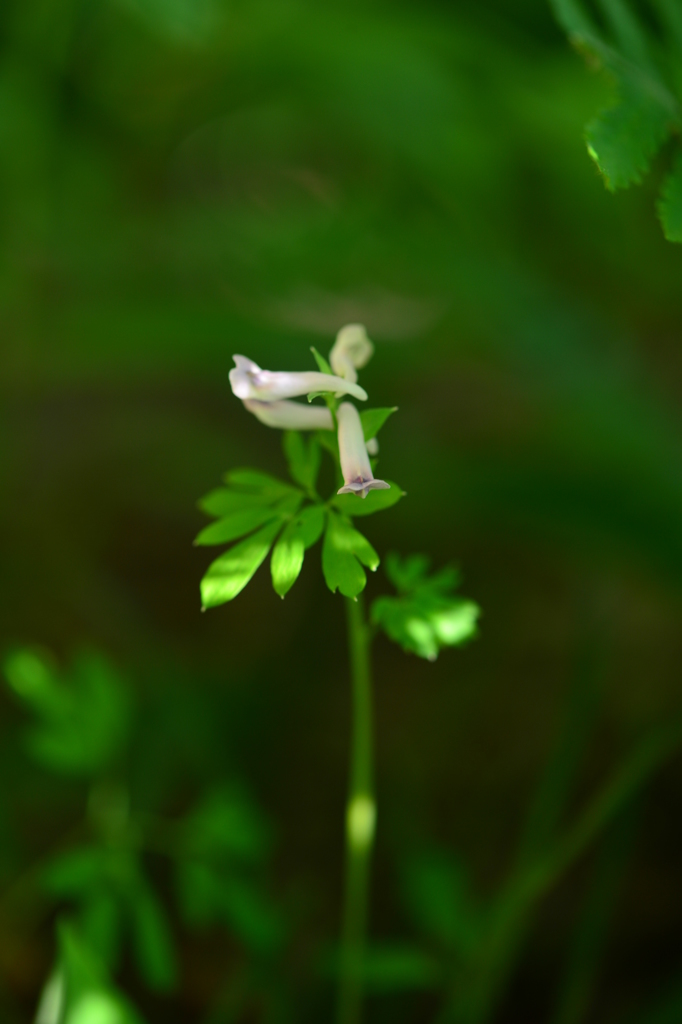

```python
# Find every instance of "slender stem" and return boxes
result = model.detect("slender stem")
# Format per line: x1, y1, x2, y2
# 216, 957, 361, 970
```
337, 594, 375, 1024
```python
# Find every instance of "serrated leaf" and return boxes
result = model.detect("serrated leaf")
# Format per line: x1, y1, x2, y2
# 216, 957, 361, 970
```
322, 512, 379, 598
198, 488, 280, 517
201, 519, 283, 608
283, 431, 321, 491
360, 407, 398, 441
271, 505, 326, 597
128, 878, 177, 992
586, 84, 671, 190
659, 148, 682, 241
194, 506, 282, 546
310, 346, 333, 374
332, 481, 405, 517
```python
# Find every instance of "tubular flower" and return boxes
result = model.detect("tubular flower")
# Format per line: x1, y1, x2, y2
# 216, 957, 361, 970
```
230, 355, 367, 403
243, 399, 333, 430
336, 402, 390, 499
329, 324, 374, 384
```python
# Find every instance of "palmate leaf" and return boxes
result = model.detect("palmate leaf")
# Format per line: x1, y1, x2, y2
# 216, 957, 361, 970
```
360, 407, 398, 441
322, 511, 379, 598
198, 467, 313, 607
372, 553, 479, 660
271, 504, 326, 597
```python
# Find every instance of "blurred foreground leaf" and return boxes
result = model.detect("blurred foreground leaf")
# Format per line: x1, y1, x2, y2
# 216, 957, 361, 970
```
3, 650, 130, 777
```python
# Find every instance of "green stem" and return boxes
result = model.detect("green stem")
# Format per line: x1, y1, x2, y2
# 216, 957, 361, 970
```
337, 594, 375, 1024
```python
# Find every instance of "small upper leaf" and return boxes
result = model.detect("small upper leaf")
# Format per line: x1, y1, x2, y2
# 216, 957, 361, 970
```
310, 346, 333, 375
360, 407, 398, 441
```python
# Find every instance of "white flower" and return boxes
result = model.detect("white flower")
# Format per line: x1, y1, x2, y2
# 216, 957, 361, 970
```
336, 402, 390, 499
329, 324, 374, 384
243, 399, 333, 430
230, 355, 367, 403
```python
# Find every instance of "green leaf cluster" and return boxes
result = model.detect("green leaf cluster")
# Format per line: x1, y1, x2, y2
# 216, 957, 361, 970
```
550, 0, 682, 240
371, 554, 479, 660
3, 650, 130, 776
198, 415, 404, 607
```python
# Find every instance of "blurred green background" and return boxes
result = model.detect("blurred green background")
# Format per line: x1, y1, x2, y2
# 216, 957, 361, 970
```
3, 0, 682, 1021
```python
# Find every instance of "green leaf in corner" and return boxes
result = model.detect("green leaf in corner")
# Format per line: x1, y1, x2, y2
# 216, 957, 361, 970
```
201, 519, 283, 608
310, 346, 333, 374
586, 83, 672, 190
360, 407, 398, 441
332, 481, 405, 517
659, 148, 682, 242
283, 431, 321, 491
322, 512, 379, 598
271, 505, 326, 597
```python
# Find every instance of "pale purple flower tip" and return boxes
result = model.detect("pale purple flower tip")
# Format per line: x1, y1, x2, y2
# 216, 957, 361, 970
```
336, 401, 390, 499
